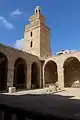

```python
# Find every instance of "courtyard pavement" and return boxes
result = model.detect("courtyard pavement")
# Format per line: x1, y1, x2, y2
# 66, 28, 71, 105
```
0, 88, 80, 118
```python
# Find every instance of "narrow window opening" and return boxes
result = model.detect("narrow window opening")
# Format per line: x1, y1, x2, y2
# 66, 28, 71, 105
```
30, 31, 32, 37
36, 9, 37, 13
30, 41, 33, 47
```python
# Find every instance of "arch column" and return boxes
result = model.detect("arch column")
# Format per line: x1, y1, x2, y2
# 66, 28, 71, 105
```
27, 63, 31, 89
58, 67, 64, 89
40, 62, 44, 88
43, 69, 45, 88
0, 52, 8, 91
39, 64, 41, 88
7, 59, 14, 89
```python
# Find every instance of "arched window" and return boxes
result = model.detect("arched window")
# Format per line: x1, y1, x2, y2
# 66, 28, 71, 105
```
30, 41, 33, 47
39, 9, 40, 13
36, 9, 37, 13
30, 31, 32, 37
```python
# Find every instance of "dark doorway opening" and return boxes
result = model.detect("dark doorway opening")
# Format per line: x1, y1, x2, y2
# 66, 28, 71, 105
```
31, 62, 40, 89
0, 52, 8, 91
14, 58, 27, 90
44, 60, 58, 87
63, 57, 80, 87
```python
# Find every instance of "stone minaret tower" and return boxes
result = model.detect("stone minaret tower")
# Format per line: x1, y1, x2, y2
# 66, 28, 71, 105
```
24, 6, 51, 58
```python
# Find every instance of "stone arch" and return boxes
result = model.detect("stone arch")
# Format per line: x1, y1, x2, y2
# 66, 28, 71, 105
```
14, 57, 27, 90
31, 62, 40, 89
63, 57, 80, 87
44, 60, 58, 87
0, 52, 8, 91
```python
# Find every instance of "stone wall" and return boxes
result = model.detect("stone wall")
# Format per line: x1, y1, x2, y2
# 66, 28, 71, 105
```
43, 51, 80, 89
0, 43, 41, 91
1, 43, 80, 91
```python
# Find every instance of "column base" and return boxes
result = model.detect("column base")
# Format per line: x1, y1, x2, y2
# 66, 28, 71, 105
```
8, 87, 16, 93
59, 84, 64, 91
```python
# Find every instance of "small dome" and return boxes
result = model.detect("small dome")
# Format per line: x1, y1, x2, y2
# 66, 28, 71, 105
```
35, 6, 41, 14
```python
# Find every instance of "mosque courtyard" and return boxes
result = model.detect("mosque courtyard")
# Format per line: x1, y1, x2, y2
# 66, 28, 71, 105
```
0, 88, 80, 118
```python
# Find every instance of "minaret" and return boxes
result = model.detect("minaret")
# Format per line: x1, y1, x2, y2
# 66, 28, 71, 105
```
24, 6, 51, 58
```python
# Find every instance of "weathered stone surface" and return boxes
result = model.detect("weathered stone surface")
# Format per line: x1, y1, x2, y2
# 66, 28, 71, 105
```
24, 6, 51, 58
0, 43, 41, 91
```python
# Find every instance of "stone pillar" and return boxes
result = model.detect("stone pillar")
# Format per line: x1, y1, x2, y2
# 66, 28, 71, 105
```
7, 60, 14, 90
43, 68, 45, 88
40, 61, 44, 88
27, 64, 31, 89
58, 67, 64, 89
39, 64, 42, 88
40, 66, 43, 88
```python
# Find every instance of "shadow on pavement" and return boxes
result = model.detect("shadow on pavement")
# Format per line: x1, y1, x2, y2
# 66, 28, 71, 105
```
0, 92, 80, 119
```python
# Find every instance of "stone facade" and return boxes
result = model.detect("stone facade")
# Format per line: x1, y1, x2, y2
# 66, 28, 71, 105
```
43, 51, 80, 89
24, 6, 51, 58
0, 6, 80, 92
0, 43, 41, 91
